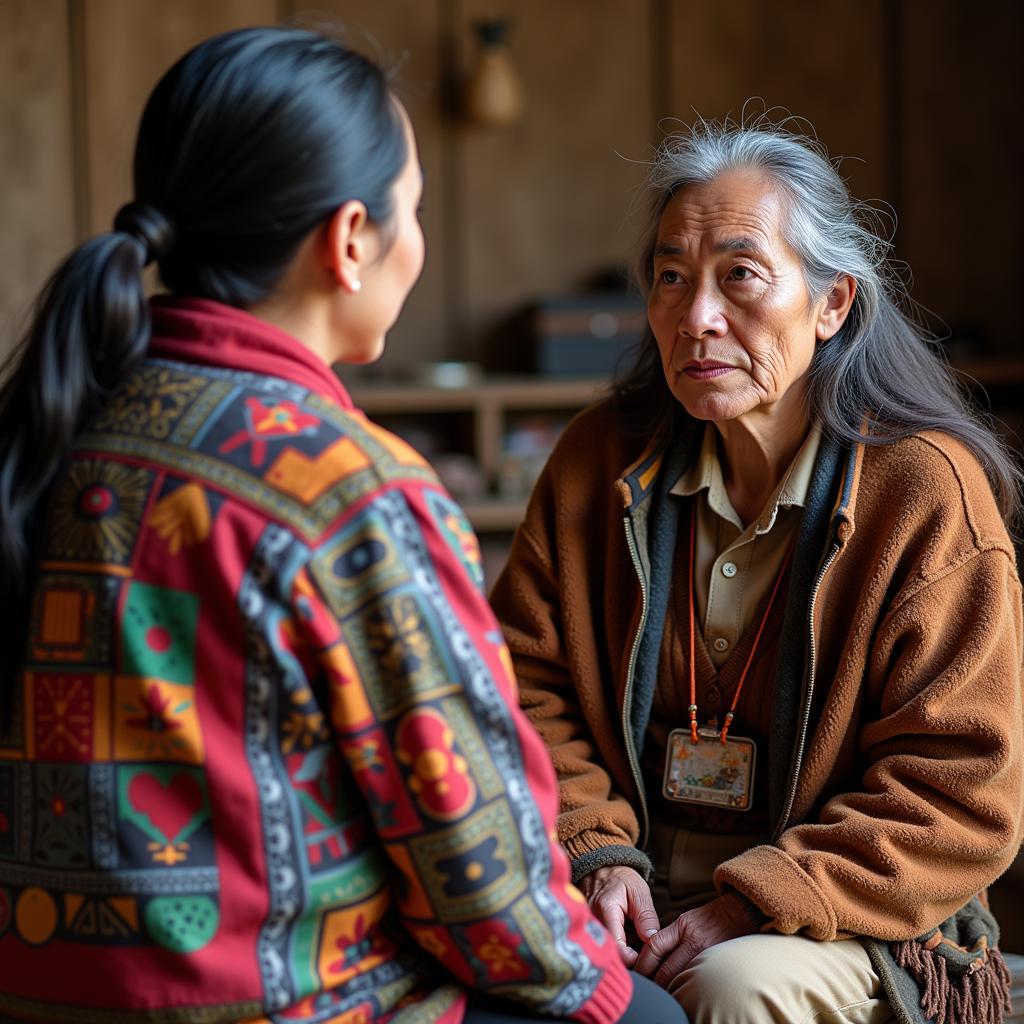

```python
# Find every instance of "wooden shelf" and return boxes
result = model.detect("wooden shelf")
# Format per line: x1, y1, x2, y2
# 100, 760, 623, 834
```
350, 375, 606, 413
459, 499, 529, 532
350, 375, 607, 504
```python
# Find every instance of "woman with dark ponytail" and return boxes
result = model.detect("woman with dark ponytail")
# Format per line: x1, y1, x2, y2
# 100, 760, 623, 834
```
0, 203, 169, 683
0, 27, 681, 1024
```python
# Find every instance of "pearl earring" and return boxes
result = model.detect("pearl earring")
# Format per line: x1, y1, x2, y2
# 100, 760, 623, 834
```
351, 280, 362, 293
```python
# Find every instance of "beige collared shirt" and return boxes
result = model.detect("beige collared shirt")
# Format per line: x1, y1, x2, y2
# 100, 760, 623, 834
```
670, 422, 822, 667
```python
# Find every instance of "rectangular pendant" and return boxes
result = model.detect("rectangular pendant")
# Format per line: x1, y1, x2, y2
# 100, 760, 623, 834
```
662, 726, 757, 811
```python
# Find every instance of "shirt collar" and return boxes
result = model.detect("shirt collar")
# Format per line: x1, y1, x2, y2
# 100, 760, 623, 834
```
670, 421, 823, 534
671, 422, 742, 529
770, 422, 823, 525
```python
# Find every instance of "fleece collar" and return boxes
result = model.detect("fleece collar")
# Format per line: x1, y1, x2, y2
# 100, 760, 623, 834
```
616, 417, 862, 539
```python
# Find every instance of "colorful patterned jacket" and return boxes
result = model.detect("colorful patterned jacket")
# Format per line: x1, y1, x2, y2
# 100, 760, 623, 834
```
0, 298, 631, 1024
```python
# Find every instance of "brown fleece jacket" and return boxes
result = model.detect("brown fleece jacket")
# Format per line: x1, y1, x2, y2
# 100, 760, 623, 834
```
491, 399, 1024, 943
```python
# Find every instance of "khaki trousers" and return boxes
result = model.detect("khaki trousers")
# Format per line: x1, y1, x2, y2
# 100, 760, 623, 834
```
646, 822, 894, 1024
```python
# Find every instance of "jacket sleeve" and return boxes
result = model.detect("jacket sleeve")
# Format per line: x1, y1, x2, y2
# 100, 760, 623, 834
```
301, 474, 632, 1023
715, 547, 1024, 941
491, 473, 653, 883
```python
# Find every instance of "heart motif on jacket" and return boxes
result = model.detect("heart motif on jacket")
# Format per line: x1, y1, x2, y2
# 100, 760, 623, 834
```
128, 771, 204, 843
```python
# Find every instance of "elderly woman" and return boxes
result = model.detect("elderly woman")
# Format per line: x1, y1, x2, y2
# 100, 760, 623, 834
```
490, 121, 1024, 1024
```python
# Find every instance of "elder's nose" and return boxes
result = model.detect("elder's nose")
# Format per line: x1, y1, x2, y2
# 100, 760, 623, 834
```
678, 282, 728, 339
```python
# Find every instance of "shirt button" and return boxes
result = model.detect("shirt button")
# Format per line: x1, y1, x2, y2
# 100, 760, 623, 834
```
713, 637, 730, 652
721, 561, 738, 578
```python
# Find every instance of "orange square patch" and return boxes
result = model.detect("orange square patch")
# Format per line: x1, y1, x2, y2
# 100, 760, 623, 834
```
317, 889, 391, 988
40, 590, 85, 646
113, 677, 204, 763
360, 420, 428, 469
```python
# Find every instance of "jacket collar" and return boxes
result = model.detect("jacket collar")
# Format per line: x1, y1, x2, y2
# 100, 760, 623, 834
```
148, 296, 356, 410
616, 415, 863, 538
671, 422, 824, 535
830, 436, 863, 543
615, 442, 666, 511
614, 419, 700, 512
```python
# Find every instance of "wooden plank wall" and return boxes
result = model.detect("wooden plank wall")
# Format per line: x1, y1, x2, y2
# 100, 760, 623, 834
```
80, 0, 280, 236
1, 0, 1020, 364
900, 0, 1024, 348
285, 0, 449, 372
452, 0, 652, 357
0, 1, 76, 349
660, 0, 890, 204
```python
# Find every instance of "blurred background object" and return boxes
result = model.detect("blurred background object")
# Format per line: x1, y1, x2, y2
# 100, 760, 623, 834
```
463, 17, 524, 127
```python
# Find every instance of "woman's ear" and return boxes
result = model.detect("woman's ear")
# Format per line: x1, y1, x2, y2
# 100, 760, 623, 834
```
816, 274, 857, 341
325, 200, 371, 294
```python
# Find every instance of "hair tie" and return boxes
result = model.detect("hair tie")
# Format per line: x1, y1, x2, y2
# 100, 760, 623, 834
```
113, 201, 176, 265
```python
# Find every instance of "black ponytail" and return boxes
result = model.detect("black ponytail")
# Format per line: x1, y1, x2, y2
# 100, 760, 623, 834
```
0, 26, 407, 710
0, 217, 159, 710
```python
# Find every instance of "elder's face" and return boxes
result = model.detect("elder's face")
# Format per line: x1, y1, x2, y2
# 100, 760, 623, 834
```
647, 169, 824, 425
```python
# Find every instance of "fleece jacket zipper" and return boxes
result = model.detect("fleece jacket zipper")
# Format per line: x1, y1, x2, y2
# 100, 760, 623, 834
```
622, 514, 651, 848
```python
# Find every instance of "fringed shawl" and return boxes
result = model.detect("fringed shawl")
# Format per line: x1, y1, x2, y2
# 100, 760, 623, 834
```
864, 897, 1013, 1024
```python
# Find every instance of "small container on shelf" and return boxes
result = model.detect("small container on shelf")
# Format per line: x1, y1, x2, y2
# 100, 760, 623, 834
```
530, 293, 646, 377
347, 373, 606, 582
431, 453, 487, 503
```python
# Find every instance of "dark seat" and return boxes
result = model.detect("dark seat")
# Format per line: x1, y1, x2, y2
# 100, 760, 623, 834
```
990, 849, 1024, 1021
1004, 953, 1024, 1022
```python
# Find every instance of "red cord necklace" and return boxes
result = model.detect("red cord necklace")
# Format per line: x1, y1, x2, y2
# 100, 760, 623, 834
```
687, 505, 794, 745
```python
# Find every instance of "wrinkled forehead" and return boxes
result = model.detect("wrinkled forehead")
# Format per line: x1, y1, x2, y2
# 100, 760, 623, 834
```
655, 169, 789, 254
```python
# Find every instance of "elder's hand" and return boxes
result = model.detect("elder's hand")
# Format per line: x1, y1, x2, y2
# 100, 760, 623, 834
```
578, 865, 660, 967
634, 892, 757, 987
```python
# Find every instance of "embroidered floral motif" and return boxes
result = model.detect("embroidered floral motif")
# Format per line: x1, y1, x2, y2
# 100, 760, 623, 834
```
33, 765, 90, 867
48, 460, 151, 565
478, 933, 524, 976
364, 595, 434, 685
114, 676, 203, 764
280, 686, 329, 754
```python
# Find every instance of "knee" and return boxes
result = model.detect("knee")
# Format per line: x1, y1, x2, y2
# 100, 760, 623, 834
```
668, 939, 776, 1024
667, 935, 885, 1024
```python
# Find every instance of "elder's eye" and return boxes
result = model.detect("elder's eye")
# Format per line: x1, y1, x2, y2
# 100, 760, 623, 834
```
728, 266, 753, 281
660, 269, 682, 284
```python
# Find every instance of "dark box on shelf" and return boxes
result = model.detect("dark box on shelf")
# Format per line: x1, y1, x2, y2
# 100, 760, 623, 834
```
530, 294, 646, 377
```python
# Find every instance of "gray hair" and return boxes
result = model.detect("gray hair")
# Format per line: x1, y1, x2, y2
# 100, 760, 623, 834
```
617, 115, 1022, 526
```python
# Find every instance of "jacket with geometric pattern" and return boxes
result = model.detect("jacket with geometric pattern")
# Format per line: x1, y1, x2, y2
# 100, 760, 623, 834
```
0, 297, 631, 1024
